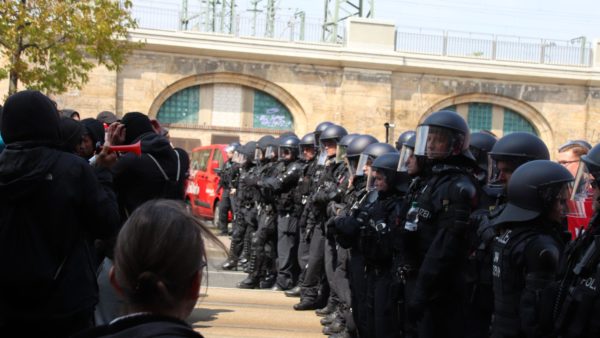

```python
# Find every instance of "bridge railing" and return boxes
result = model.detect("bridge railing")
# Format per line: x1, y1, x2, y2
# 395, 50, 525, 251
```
130, 5, 345, 44
395, 27, 593, 67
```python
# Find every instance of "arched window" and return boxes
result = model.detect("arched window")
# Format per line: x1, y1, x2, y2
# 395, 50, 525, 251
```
442, 102, 537, 136
156, 85, 293, 130
156, 86, 200, 124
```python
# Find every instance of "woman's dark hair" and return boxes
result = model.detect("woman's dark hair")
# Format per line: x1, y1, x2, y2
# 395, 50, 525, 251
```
114, 199, 225, 311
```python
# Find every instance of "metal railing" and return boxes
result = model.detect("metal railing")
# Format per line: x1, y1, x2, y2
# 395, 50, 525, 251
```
395, 27, 593, 67
130, 5, 345, 44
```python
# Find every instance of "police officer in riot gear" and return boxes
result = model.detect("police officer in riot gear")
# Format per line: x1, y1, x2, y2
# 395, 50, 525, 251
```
285, 131, 320, 298
217, 142, 241, 235
238, 135, 283, 289
334, 142, 399, 338
490, 160, 573, 338
553, 143, 600, 338
258, 135, 305, 291
469, 131, 497, 187
222, 142, 260, 271
403, 110, 478, 338
294, 124, 348, 311
466, 132, 549, 338
395, 130, 416, 151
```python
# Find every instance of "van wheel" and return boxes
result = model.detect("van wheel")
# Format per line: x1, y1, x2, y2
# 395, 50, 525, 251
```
213, 203, 220, 228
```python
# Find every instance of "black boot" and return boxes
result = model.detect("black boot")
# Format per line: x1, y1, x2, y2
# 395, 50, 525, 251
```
322, 318, 345, 335
237, 275, 259, 289
320, 310, 342, 326
222, 240, 238, 270
259, 274, 276, 289
315, 301, 336, 317
293, 298, 320, 311
285, 285, 301, 297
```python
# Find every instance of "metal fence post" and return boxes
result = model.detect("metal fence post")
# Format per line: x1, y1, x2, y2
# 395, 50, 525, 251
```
442, 31, 448, 56
540, 40, 546, 64
234, 15, 240, 37
492, 36, 497, 60
289, 19, 295, 42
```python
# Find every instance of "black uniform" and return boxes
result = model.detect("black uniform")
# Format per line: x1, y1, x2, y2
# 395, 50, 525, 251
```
406, 164, 477, 338
217, 158, 238, 234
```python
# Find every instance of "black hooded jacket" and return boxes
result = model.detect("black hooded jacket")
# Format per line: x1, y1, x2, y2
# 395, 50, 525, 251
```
72, 314, 204, 338
0, 146, 120, 320
112, 132, 189, 220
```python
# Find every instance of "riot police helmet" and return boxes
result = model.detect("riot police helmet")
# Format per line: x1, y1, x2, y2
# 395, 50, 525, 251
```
487, 132, 549, 187
225, 142, 241, 154
470, 132, 498, 172
280, 131, 298, 139
368, 151, 410, 193
347, 135, 379, 159
279, 135, 300, 160
314, 121, 334, 145
571, 143, 600, 200
356, 142, 397, 176
319, 124, 348, 144
299, 132, 317, 161
414, 110, 474, 160
395, 130, 416, 151
336, 133, 360, 163
237, 141, 257, 164
492, 160, 574, 225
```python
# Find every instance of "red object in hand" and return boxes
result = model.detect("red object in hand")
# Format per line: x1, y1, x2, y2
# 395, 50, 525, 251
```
107, 141, 142, 156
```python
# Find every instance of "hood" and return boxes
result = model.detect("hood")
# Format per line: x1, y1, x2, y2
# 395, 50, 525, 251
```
0, 147, 60, 201
139, 132, 172, 155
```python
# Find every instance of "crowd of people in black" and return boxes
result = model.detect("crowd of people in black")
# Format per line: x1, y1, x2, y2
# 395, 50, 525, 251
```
2, 88, 600, 338
0, 90, 222, 338
216, 108, 600, 338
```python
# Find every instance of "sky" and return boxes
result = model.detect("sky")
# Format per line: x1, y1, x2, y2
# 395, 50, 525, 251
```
133, 0, 600, 42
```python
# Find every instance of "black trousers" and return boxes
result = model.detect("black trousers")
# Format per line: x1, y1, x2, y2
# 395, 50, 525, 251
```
301, 225, 326, 301
275, 213, 300, 289
349, 250, 368, 338
231, 206, 257, 259
218, 189, 232, 233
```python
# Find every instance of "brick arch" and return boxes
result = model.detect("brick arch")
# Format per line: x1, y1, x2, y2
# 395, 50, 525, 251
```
422, 93, 554, 151
148, 72, 308, 134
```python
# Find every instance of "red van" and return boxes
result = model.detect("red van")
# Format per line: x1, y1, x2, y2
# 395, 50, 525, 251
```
185, 144, 231, 225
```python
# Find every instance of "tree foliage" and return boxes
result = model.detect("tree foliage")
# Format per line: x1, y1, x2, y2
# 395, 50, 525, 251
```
0, 0, 139, 96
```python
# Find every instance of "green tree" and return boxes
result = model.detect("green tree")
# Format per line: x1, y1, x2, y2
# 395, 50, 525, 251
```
0, 0, 139, 96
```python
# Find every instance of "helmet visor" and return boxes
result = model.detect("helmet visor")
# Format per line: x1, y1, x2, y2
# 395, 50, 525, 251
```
265, 145, 276, 160
346, 156, 359, 178
299, 144, 315, 161
317, 146, 328, 166
571, 161, 595, 202
397, 146, 413, 172
365, 167, 376, 192
414, 125, 453, 159
279, 146, 294, 159
254, 148, 263, 163
336, 144, 347, 164
356, 153, 372, 176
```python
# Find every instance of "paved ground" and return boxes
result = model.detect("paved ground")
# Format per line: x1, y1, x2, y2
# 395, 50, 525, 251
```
190, 228, 323, 338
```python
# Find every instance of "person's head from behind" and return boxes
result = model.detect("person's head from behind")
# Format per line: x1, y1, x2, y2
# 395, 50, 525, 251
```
558, 140, 590, 178
110, 199, 221, 320
1, 90, 61, 147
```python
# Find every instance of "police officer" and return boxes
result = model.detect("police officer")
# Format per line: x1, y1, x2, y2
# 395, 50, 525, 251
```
469, 131, 497, 188
466, 132, 550, 338
222, 142, 260, 271
285, 131, 320, 298
553, 143, 600, 338
238, 135, 282, 288
294, 124, 348, 310
490, 160, 573, 338
217, 142, 241, 235
259, 135, 305, 291
404, 110, 478, 338
333, 141, 399, 338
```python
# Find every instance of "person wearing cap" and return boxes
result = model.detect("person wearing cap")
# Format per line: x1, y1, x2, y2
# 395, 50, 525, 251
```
558, 140, 591, 177
97, 111, 119, 125
61, 108, 81, 120
0, 90, 120, 337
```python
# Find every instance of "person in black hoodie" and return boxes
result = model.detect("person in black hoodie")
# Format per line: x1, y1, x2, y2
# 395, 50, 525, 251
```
95, 111, 190, 325
74, 199, 224, 338
0, 90, 120, 337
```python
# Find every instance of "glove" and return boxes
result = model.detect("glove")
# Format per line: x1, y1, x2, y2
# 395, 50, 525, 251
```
355, 210, 370, 226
